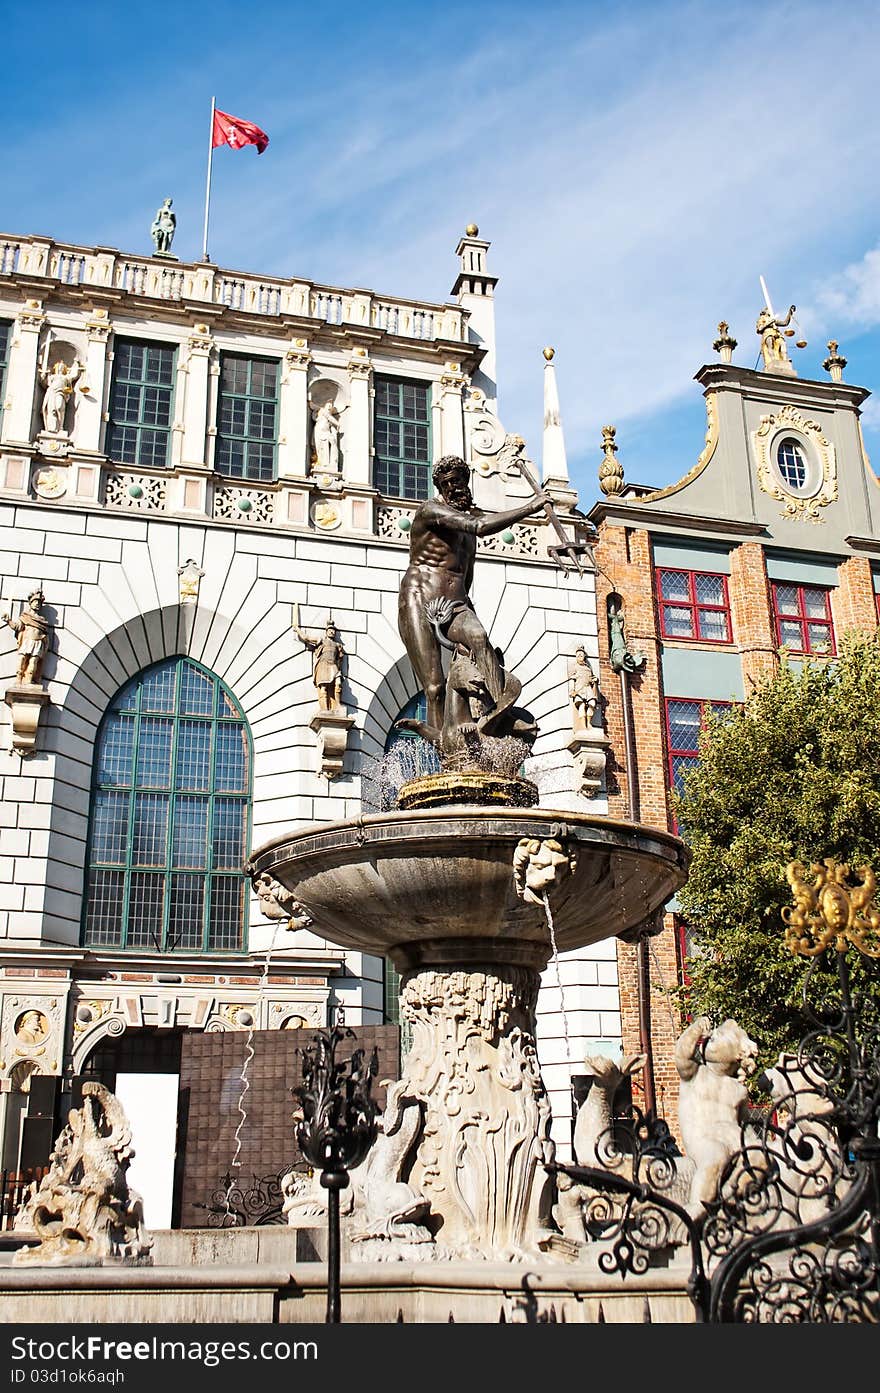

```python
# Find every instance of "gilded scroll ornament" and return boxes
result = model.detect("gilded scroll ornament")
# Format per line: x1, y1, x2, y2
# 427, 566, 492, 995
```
782, 859, 880, 959
751, 404, 837, 521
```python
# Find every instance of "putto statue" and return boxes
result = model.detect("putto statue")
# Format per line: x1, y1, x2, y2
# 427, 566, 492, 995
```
2, 589, 51, 687
293, 606, 345, 713
151, 198, 176, 256
13, 1082, 152, 1267
396, 454, 548, 757
39, 354, 83, 435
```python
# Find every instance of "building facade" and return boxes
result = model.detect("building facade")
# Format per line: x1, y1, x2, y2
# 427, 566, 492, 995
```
0, 226, 614, 1210
589, 321, 880, 1123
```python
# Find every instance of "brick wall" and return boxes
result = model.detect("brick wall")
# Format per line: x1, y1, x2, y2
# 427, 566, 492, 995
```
593, 523, 682, 1134
834, 554, 878, 634
175, 1025, 399, 1228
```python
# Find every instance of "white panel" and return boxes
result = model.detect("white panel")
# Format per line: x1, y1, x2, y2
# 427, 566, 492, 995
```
115, 1073, 179, 1230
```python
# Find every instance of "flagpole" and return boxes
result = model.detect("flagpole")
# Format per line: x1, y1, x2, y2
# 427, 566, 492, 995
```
201, 96, 216, 262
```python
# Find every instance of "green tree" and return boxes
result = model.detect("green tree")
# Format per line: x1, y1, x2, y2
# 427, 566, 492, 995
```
675, 630, 880, 1068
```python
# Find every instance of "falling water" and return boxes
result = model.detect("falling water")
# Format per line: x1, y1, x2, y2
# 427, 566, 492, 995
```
361, 735, 535, 812
223, 920, 282, 1222
542, 890, 574, 1067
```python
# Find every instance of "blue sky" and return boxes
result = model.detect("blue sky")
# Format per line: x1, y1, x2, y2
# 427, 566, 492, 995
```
5, 0, 880, 506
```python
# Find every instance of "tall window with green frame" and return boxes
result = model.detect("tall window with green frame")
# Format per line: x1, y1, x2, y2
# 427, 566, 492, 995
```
106, 339, 175, 467
215, 354, 279, 481
0, 321, 10, 431
373, 376, 431, 499
83, 658, 251, 953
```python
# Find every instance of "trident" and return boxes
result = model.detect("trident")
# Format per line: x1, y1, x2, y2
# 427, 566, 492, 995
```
498, 434, 596, 576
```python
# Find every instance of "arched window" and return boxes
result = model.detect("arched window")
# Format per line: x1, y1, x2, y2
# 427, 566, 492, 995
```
83, 658, 251, 952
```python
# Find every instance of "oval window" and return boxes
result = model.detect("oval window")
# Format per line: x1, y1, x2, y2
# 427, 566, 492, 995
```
775, 437, 810, 494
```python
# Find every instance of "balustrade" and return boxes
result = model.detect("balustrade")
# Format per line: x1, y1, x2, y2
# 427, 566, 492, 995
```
0, 233, 466, 343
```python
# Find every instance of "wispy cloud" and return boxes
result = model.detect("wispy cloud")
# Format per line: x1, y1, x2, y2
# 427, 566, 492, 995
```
5, 0, 880, 497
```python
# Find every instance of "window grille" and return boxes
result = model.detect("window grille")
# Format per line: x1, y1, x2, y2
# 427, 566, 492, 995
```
83, 658, 251, 952
373, 377, 431, 500
106, 339, 175, 468
215, 354, 279, 482
657, 568, 732, 643
771, 582, 835, 656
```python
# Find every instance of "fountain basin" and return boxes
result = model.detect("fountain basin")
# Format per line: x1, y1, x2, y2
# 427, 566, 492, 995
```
247, 806, 688, 972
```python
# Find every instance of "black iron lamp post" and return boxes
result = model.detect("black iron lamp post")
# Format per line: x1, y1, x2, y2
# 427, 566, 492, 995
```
292, 1026, 378, 1323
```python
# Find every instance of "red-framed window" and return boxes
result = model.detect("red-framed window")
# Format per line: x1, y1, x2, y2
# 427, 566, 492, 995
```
771, 582, 835, 656
657, 568, 732, 643
665, 697, 734, 800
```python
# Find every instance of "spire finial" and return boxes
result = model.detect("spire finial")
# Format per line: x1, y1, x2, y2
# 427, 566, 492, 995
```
823, 339, 847, 383
598, 425, 625, 498
541, 346, 569, 486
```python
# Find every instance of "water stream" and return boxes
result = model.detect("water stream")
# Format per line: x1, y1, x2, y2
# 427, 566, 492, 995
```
223, 920, 282, 1221
542, 890, 574, 1068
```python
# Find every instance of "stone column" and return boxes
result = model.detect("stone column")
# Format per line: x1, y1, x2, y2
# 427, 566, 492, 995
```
180, 325, 213, 468
344, 354, 372, 487
1, 300, 43, 444
278, 342, 311, 479
397, 961, 552, 1258
73, 310, 112, 454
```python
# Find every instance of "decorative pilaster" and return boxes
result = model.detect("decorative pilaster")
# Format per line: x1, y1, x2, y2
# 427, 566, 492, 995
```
278, 341, 311, 478
1, 300, 43, 444
345, 352, 372, 488
439, 362, 466, 458
180, 325, 213, 468
73, 309, 112, 455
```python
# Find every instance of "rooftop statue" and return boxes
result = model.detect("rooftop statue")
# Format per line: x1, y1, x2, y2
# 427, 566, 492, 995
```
151, 198, 176, 256
396, 454, 548, 757
756, 302, 796, 375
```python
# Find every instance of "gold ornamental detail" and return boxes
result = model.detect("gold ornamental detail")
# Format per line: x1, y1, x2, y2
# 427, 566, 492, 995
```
752, 403, 837, 521
632, 392, 719, 503
782, 859, 880, 959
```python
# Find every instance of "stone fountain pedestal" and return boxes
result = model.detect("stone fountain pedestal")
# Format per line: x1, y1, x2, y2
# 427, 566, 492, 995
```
247, 804, 688, 1263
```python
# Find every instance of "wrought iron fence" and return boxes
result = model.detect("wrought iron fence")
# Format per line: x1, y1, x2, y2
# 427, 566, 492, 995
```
551, 858, 880, 1323
0, 1168, 47, 1230
192, 1164, 308, 1228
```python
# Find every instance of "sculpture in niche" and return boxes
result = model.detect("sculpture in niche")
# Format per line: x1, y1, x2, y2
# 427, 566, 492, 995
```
607, 595, 645, 675
150, 198, 176, 255
396, 454, 549, 754
311, 401, 344, 474
568, 646, 600, 730
13, 1081, 152, 1266
39, 353, 83, 435
293, 606, 345, 713
2, 589, 51, 687
756, 303, 797, 375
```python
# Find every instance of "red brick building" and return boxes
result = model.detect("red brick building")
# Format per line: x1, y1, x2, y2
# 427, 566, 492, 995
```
587, 329, 880, 1131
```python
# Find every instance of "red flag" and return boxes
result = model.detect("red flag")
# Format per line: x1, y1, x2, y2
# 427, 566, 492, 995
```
211, 108, 269, 154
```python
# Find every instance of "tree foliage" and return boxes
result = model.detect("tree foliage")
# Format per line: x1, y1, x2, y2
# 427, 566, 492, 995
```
675, 630, 880, 1068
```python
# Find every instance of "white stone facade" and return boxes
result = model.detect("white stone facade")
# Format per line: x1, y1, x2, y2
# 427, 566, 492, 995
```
0, 229, 613, 1167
